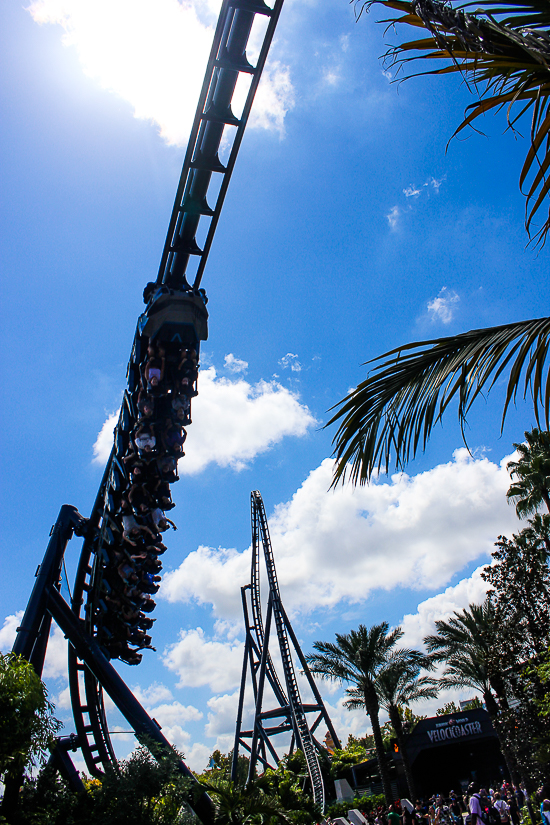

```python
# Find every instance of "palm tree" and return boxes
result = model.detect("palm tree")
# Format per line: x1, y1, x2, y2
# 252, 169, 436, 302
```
327, 0, 550, 487
329, 318, 550, 485
355, 0, 550, 246
425, 600, 508, 714
306, 622, 412, 805
346, 659, 438, 801
522, 511, 550, 554
423, 600, 520, 784
198, 776, 291, 825
507, 428, 550, 516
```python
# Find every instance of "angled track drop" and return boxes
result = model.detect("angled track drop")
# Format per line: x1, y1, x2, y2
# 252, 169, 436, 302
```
232, 491, 341, 812
67, 0, 287, 778
12, 0, 287, 815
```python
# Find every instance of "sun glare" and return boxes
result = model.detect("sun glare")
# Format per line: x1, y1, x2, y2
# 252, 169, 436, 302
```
27, 0, 294, 144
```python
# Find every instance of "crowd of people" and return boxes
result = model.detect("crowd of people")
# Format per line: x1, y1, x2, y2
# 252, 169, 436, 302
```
333, 781, 550, 825
95, 334, 199, 665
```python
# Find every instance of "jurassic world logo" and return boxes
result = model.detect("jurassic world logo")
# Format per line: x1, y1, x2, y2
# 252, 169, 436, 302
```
426, 716, 483, 744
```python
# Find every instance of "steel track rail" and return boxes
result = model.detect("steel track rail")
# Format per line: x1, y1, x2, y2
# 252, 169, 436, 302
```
68, 451, 118, 774
67, 0, 287, 778
156, 0, 285, 289
251, 492, 325, 811
250, 495, 288, 708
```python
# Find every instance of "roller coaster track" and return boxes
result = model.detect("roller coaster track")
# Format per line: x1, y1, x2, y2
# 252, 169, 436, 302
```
12, 0, 287, 808
232, 492, 341, 812
158, 0, 285, 290
66, 0, 286, 779
252, 492, 325, 810
249, 495, 288, 709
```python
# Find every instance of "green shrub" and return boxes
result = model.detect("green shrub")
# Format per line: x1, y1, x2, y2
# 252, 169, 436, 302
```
326, 793, 385, 818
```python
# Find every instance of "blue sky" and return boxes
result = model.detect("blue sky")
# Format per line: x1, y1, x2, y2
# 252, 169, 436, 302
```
1, 0, 549, 773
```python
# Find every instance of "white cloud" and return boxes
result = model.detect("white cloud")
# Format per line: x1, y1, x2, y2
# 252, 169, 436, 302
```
0, 614, 66, 680
162, 449, 519, 620
92, 411, 118, 465
0, 612, 23, 651
248, 63, 295, 137
43, 625, 68, 680
401, 565, 491, 650
323, 68, 341, 87
278, 353, 302, 372
55, 684, 72, 710
181, 367, 316, 473
162, 545, 250, 618
148, 701, 203, 724
91, 367, 315, 471
386, 205, 400, 229
427, 286, 460, 324
158, 724, 192, 754
185, 741, 212, 771
223, 353, 248, 374
131, 682, 174, 706
204, 690, 243, 738
163, 627, 244, 691
27, 0, 294, 145
404, 177, 446, 200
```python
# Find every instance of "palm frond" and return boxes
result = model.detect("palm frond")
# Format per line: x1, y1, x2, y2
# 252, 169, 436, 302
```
328, 316, 550, 485
343, 686, 367, 711
355, 0, 550, 244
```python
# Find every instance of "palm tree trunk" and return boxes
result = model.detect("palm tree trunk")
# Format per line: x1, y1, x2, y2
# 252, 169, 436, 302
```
365, 686, 393, 806
389, 705, 415, 802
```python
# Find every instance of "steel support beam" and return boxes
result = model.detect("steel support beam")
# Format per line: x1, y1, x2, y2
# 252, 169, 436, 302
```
46, 587, 215, 825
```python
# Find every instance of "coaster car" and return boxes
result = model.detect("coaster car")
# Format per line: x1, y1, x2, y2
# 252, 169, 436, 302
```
139, 287, 208, 344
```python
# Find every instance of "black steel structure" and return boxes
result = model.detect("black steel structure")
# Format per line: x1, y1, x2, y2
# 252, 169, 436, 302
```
10, 2, 286, 821
158, 0, 285, 291
231, 491, 341, 812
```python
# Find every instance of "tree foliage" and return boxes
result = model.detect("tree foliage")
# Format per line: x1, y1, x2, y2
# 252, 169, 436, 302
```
480, 497, 550, 787
507, 428, 550, 516
0, 653, 61, 781
355, 0, 550, 246
425, 601, 510, 714
482, 526, 550, 659
327, 735, 373, 780
195, 749, 250, 788
328, 318, 550, 484
326, 793, 386, 820
306, 622, 422, 805
435, 697, 482, 716
198, 774, 299, 825
17, 745, 197, 825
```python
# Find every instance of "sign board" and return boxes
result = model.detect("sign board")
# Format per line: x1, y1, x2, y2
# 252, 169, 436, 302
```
404, 708, 497, 765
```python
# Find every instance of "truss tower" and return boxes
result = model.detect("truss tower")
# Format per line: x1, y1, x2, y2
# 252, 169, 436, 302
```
231, 491, 341, 812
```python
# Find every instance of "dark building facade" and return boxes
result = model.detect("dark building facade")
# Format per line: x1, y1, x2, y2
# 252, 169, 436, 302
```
405, 708, 507, 797
350, 709, 508, 800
